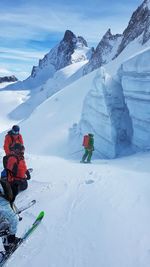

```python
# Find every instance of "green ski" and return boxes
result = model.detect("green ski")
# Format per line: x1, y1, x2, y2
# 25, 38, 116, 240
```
0, 211, 45, 266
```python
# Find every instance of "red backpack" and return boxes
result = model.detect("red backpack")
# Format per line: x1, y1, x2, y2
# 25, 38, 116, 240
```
82, 135, 89, 148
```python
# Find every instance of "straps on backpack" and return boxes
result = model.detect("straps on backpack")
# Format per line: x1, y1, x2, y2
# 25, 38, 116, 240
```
8, 131, 21, 152
3, 154, 19, 170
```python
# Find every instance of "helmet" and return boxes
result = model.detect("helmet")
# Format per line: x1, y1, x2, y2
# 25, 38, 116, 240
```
12, 125, 20, 134
12, 143, 25, 153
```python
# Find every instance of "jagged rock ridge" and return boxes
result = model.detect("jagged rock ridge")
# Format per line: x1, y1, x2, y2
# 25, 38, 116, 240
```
0, 75, 18, 83
84, 29, 122, 74
31, 30, 90, 79
84, 0, 150, 74
115, 0, 150, 57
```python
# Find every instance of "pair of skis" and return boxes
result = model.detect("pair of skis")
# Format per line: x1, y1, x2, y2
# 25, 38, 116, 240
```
0, 210, 45, 266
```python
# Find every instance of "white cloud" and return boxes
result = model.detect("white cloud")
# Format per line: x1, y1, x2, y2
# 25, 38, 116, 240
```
0, 5, 129, 43
0, 67, 12, 76
0, 47, 48, 61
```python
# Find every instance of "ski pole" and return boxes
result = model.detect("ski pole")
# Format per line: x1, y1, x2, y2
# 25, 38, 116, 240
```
12, 203, 22, 221
69, 149, 83, 155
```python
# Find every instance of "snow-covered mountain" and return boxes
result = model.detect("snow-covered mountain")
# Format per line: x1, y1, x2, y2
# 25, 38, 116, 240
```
3, 0, 150, 96
3, 0, 150, 124
84, 0, 150, 74
1, 31, 92, 121
4, 30, 91, 90
30, 30, 91, 82
115, 0, 150, 57
0, 47, 150, 159
84, 29, 122, 74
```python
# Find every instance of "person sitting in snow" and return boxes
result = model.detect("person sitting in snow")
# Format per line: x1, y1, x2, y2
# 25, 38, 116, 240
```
4, 143, 31, 200
3, 125, 24, 155
80, 133, 94, 163
0, 180, 21, 257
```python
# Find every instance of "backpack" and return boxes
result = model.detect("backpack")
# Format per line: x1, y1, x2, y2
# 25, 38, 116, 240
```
0, 154, 19, 202
82, 135, 89, 148
3, 154, 19, 170
7, 131, 22, 152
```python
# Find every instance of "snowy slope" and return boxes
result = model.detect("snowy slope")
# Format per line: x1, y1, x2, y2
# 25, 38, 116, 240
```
10, 70, 95, 156
0, 61, 87, 122
0, 55, 150, 267
105, 35, 150, 75
0, 151, 150, 267
0, 83, 29, 131
84, 0, 150, 76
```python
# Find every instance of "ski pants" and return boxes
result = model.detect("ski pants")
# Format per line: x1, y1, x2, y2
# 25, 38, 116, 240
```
10, 179, 28, 199
82, 148, 93, 162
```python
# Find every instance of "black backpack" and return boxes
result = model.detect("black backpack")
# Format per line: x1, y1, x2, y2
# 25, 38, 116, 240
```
0, 154, 19, 202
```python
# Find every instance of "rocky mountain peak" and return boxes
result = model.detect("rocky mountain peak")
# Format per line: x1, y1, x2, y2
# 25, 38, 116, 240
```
101, 28, 122, 42
115, 0, 150, 57
83, 29, 122, 74
63, 30, 76, 43
62, 30, 88, 47
103, 28, 112, 39
30, 29, 90, 84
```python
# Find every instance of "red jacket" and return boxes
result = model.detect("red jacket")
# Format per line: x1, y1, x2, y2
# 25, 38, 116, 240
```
4, 132, 24, 155
6, 154, 27, 183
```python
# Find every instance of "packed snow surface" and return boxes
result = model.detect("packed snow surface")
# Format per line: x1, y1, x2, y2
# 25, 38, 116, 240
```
0, 151, 150, 267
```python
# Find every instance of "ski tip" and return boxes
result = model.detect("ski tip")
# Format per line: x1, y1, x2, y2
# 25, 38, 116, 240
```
37, 211, 45, 220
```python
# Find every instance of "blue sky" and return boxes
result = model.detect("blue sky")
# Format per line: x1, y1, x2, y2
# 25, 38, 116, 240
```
0, 0, 142, 80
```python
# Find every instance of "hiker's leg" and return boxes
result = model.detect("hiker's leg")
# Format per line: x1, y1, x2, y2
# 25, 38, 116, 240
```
87, 150, 93, 162
81, 149, 88, 162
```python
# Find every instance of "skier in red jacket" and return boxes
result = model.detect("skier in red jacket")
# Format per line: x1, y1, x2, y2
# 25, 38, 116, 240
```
80, 133, 94, 163
4, 125, 24, 155
6, 143, 31, 199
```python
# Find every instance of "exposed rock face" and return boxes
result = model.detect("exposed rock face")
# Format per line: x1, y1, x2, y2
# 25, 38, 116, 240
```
84, 0, 150, 74
84, 29, 122, 74
31, 30, 90, 79
115, 0, 150, 58
0, 75, 18, 83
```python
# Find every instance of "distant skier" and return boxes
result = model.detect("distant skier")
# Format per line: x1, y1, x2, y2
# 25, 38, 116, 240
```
0, 180, 21, 256
4, 125, 24, 155
80, 133, 94, 163
3, 143, 31, 199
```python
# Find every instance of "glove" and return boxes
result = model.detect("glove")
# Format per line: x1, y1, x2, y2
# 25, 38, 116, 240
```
26, 170, 31, 180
